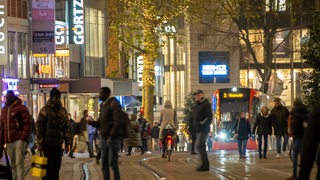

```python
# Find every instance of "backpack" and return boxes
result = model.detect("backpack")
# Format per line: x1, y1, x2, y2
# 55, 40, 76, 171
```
118, 110, 131, 138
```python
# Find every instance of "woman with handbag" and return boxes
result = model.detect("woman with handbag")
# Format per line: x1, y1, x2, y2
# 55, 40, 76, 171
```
234, 112, 252, 158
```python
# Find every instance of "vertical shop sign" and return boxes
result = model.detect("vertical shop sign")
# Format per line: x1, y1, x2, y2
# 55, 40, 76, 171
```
69, 0, 84, 44
32, 0, 56, 54
137, 55, 143, 87
0, 0, 7, 65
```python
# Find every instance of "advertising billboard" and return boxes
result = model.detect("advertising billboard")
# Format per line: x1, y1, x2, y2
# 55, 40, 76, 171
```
199, 51, 230, 83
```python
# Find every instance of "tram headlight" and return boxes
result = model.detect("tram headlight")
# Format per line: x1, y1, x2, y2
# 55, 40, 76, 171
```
219, 132, 226, 139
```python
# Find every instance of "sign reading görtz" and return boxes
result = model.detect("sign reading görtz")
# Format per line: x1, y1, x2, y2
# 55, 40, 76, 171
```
32, 0, 55, 54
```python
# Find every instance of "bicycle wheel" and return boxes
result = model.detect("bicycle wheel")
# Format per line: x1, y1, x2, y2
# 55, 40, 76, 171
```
167, 150, 172, 162
167, 143, 172, 162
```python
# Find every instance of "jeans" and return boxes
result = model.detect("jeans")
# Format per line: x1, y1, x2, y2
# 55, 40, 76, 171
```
238, 139, 248, 157
7, 140, 26, 180
101, 136, 121, 180
196, 132, 209, 168
258, 134, 268, 157
292, 138, 302, 177
88, 133, 96, 154
276, 134, 289, 154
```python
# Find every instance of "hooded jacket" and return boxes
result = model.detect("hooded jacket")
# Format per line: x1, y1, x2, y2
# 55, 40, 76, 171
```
0, 97, 31, 145
159, 100, 178, 139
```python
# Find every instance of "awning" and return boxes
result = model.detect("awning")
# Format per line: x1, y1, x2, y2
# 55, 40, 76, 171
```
30, 78, 78, 85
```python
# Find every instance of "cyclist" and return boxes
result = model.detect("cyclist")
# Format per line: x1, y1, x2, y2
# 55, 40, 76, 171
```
159, 100, 178, 158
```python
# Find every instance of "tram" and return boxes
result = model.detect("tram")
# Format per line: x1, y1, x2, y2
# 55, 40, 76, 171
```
212, 87, 270, 150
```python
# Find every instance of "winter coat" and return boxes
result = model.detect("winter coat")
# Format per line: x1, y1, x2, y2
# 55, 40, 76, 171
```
253, 113, 272, 135
299, 103, 320, 179
270, 105, 289, 135
151, 126, 160, 139
90, 97, 123, 138
159, 100, 178, 140
234, 118, 251, 140
290, 103, 309, 138
36, 99, 70, 147
124, 120, 142, 147
189, 98, 212, 134
0, 98, 31, 145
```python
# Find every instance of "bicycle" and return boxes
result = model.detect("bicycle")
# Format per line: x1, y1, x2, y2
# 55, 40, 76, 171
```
162, 128, 175, 162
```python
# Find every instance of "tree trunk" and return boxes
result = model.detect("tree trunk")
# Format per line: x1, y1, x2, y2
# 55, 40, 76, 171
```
141, 25, 158, 125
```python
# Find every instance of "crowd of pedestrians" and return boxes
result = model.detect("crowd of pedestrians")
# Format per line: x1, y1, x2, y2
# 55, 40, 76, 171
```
1, 86, 319, 180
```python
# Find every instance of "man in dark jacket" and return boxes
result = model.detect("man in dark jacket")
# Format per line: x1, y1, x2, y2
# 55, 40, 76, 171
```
0, 90, 31, 180
36, 88, 71, 180
270, 97, 289, 158
151, 122, 160, 152
190, 90, 212, 171
286, 98, 309, 180
298, 103, 320, 180
87, 87, 123, 180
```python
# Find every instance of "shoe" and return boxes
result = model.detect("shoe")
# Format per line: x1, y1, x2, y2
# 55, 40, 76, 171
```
283, 151, 288, 157
196, 167, 209, 171
126, 153, 131, 156
161, 154, 166, 158
259, 155, 262, 159
191, 152, 198, 155
90, 155, 96, 158
141, 151, 145, 155
263, 156, 267, 159
69, 155, 75, 158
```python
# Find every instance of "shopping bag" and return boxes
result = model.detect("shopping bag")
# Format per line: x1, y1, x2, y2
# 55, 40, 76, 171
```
0, 148, 12, 180
31, 151, 47, 177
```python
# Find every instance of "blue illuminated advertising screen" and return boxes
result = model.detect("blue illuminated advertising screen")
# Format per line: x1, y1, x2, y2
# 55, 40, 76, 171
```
199, 51, 230, 83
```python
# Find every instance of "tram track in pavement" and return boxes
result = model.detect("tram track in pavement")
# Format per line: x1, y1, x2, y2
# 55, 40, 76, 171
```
79, 160, 92, 180
137, 154, 238, 180
185, 157, 238, 180
138, 157, 164, 179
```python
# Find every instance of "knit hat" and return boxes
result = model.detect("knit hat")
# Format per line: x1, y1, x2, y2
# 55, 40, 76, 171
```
50, 88, 61, 98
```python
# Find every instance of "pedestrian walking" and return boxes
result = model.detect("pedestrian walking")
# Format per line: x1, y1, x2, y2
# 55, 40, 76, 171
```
270, 97, 290, 158
235, 112, 252, 158
286, 98, 309, 180
253, 106, 272, 159
124, 114, 144, 155
178, 133, 187, 151
79, 110, 96, 157
0, 90, 31, 180
151, 122, 160, 152
298, 102, 320, 180
67, 113, 77, 158
159, 100, 178, 158
36, 88, 71, 180
207, 134, 212, 151
87, 86, 123, 180
189, 90, 212, 171
139, 114, 150, 153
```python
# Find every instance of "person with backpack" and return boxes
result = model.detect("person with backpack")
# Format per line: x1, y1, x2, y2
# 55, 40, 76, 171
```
87, 86, 123, 180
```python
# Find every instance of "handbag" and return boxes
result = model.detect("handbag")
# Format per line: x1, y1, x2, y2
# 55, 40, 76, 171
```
0, 148, 12, 180
31, 151, 48, 177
